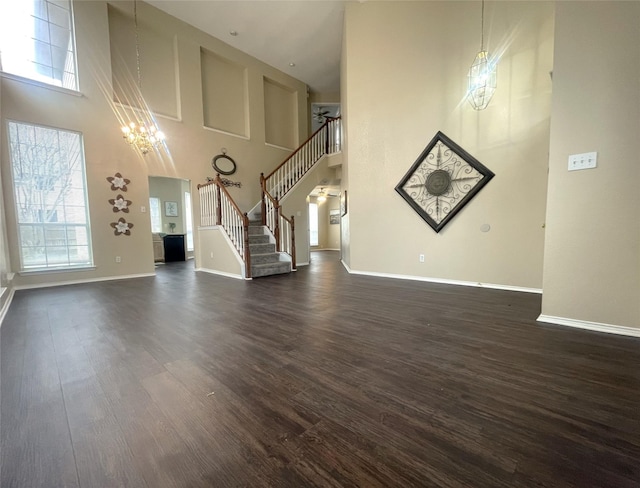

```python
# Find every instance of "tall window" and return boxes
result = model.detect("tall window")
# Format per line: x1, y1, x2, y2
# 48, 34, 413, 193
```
149, 197, 162, 233
309, 203, 319, 247
184, 191, 194, 252
8, 121, 92, 271
0, 0, 78, 90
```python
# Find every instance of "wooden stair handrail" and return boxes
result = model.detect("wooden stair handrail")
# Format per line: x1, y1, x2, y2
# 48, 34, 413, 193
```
264, 116, 341, 181
216, 175, 245, 217
198, 174, 251, 279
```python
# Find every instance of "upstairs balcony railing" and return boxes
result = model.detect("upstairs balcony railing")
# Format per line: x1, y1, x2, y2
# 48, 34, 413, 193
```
259, 116, 341, 264
262, 116, 341, 201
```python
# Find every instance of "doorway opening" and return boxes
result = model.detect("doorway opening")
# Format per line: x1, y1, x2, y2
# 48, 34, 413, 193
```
148, 176, 194, 265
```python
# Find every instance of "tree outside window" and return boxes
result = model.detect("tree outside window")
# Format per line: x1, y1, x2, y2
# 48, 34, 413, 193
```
8, 121, 92, 270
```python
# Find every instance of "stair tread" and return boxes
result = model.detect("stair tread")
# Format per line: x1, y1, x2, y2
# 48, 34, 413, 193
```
251, 262, 290, 269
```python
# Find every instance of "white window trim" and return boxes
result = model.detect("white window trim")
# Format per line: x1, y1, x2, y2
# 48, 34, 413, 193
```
7, 120, 94, 272
0, 71, 83, 96
0, 0, 81, 92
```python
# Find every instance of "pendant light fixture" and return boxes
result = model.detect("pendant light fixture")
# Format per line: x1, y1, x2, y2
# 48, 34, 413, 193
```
467, 0, 497, 110
120, 0, 165, 154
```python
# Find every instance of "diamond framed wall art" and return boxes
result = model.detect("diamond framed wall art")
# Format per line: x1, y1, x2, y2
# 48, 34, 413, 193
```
395, 131, 494, 233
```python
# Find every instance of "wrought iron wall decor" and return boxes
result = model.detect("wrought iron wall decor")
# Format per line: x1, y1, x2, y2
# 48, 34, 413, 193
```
395, 131, 494, 233
211, 148, 237, 175
205, 176, 242, 188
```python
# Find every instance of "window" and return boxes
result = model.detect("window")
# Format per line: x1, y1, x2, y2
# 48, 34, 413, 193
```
149, 197, 162, 233
184, 191, 194, 252
0, 0, 78, 90
8, 121, 92, 271
309, 203, 319, 247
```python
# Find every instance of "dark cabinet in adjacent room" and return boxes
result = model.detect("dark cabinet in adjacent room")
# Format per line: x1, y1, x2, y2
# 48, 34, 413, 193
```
163, 234, 186, 262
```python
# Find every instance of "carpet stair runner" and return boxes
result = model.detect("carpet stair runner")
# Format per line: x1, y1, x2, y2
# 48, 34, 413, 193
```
248, 219, 292, 278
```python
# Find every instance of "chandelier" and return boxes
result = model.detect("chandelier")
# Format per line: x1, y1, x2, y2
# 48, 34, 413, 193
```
467, 0, 497, 110
120, 0, 165, 154
121, 121, 164, 155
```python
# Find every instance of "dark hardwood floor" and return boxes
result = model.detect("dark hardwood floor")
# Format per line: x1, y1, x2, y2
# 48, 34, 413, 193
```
2, 250, 639, 487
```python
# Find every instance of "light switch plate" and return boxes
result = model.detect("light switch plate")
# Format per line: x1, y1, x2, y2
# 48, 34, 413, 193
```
568, 152, 597, 171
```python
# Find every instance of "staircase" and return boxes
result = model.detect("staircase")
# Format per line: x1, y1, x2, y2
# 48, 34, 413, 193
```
198, 116, 341, 280
248, 219, 292, 277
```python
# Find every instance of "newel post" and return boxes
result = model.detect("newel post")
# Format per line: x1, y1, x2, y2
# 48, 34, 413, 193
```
243, 213, 251, 279
290, 215, 296, 270
324, 121, 330, 155
214, 174, 222, 226
260, 173, 267, 226
274, 201, 281, 252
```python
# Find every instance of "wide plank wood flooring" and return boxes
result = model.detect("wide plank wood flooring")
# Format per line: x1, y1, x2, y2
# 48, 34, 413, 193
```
1, 250, 639, 487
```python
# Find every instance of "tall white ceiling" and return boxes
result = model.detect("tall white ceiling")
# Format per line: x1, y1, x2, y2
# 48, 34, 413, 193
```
147, 0, 346, 94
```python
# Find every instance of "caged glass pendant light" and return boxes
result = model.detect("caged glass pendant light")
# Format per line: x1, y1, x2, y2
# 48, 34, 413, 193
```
120, 0, 165, 154
467, 0, 497, 110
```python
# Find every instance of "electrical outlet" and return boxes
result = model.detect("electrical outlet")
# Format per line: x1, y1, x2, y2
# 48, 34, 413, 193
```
419, 254, 425, 263
115, 256, 121, 263
210, 252, 214, 258
568, 151, 597, 171
140, 205, 146, 213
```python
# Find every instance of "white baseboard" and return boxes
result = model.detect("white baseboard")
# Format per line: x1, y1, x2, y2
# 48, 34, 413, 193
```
342, 265, 542, 294
0, 287, 16, 328
13, 272, 156, 290
537, 314, 640, 338
195, 267, 248, 280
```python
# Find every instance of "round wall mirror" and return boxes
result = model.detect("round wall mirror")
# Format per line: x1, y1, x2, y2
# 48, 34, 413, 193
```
212, 150, 237, 175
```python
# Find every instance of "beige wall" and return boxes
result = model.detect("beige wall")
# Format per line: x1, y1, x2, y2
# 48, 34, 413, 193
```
541, 2, 640, 329
200, 48, 249, 137
264, 77, 298, 150
0, 0, 307, 287
197, 227, 243, 278
342, 1, 553, 289
339, 14, 350, 268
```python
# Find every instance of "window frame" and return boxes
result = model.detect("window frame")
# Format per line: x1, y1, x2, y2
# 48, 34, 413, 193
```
0, 0, 80, 92
7, 120, 94, 273
149, 197, 162, 233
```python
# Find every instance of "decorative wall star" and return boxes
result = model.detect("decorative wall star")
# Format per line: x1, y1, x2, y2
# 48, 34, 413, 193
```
109, 194, 132, 213
110, 217, 134, 236
107, 172, 131, 191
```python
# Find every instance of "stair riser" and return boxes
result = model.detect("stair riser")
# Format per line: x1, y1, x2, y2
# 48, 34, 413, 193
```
248, 235, 270, 245
251, 253, 280, 265
248, 227, 265, 236
249, 243, 276, 254
251, 262, 291, 278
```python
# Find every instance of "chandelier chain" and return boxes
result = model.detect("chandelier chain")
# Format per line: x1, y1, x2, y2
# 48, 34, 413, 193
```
134, 0, 141, 89
481, 0, 485, 51
119, 0, 165, 154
